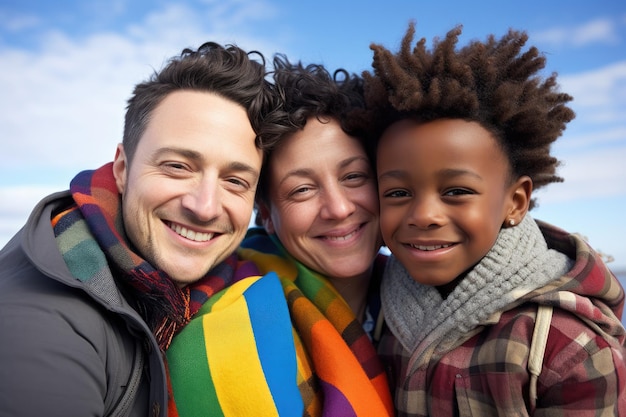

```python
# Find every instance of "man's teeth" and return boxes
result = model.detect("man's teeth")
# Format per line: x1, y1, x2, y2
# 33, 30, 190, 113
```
410, 243, 452, 251
170, 223, 213, 242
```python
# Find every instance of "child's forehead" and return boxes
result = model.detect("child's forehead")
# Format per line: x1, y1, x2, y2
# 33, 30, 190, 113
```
378, 119, 500, 150
376, 118, 510, 172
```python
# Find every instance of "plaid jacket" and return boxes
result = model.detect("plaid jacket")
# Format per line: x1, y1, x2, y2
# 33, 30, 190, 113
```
379, 220, 626, 416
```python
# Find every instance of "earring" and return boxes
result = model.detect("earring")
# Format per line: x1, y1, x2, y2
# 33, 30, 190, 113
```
509, 219, 515, 226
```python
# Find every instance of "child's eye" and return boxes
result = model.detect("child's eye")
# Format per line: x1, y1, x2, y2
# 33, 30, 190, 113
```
443, 188, 473, 196
383, 189, 411, 198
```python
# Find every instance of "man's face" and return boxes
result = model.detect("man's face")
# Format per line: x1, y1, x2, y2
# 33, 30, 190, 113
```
113, 90, 262, 287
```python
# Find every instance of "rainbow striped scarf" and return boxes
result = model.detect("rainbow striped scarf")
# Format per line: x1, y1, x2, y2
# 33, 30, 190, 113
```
166, 272, 304, 416
238, 229, 394, 417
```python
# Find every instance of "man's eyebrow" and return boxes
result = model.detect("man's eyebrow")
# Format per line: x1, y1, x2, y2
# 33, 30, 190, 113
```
226, 161, 260, 176
154, 147, 259, 175
153, 147, 203, 161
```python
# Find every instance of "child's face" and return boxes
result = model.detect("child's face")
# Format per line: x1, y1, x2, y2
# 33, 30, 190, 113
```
377, 118, 521, 287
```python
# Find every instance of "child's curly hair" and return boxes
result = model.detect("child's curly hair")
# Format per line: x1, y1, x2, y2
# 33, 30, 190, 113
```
350, 22, 576, 209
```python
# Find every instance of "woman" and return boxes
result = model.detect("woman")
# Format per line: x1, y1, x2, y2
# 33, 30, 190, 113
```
238, 55, 393, 416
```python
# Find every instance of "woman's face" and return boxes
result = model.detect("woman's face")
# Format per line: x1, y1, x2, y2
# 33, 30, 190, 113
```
262, 117, 381, 280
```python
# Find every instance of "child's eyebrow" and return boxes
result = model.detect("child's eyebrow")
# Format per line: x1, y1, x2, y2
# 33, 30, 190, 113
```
438, 168, 483, 181
378, 168, 483, 181
378, 169, 407, 181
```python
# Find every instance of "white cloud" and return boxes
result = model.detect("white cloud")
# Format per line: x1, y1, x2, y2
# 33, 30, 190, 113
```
560, 61, 626, 109
554, 61, 626, 153
0, 1, 285, 173
0, 0, 288, 248
571, 18, 618, 46
533, 17, 618, 47
0, 9, 42, 32
535, 144, 626, 205
0, 186, 60, 216
532, 59, 626, 207
0, 185, 62, 250
557, 126, 626, 151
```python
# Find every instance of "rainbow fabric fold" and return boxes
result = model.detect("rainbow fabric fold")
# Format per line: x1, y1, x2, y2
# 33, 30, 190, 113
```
238, 229, 393, 417
166, 272, 304, 417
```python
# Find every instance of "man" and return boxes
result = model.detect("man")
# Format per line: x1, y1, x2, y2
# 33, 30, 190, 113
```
0, 42, 289, 417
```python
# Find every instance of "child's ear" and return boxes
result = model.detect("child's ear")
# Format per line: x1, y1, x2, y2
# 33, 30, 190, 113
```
504, 176, 532, 227
256, 201, 275, 234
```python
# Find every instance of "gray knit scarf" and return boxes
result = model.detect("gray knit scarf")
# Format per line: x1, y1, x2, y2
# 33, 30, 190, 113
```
381, 215, 574, 361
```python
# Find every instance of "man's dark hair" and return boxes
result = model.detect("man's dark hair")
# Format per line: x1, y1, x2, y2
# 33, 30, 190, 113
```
123, 42, 289, 164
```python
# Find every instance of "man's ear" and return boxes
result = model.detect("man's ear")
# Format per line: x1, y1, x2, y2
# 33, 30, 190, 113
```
504, 175, 532, 227
256, 201, 275, 234
112, 143, 128, 194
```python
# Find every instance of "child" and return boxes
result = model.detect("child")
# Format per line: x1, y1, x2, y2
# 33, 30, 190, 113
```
353, 22, 626, 416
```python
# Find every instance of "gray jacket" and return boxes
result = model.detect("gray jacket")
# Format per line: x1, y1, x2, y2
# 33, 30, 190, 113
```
0, 191, 167, 417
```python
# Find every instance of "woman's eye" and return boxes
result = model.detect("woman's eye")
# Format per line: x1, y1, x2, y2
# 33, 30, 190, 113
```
285, 185, 315, 201
345, 171, 372, 182
342, 173, 372, 189
292, 186, 311, 195
346, 172, 364, 180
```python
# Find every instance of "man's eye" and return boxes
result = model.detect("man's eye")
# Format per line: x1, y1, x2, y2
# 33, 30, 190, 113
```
226, 177, 249, 189
162, 162, 191, 174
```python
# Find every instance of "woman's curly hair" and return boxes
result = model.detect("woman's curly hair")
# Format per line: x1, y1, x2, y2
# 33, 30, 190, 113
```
255, 54, 370, 206
272, 53, 366, 134
350, 22, 576, 209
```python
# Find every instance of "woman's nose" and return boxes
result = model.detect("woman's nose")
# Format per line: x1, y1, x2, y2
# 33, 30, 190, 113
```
319, 187, 356, 220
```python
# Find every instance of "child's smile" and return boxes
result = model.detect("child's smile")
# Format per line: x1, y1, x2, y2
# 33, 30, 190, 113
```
377, 118, 530, 290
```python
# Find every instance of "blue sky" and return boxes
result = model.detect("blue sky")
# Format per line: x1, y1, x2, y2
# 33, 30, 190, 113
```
1, 0, 625, 271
